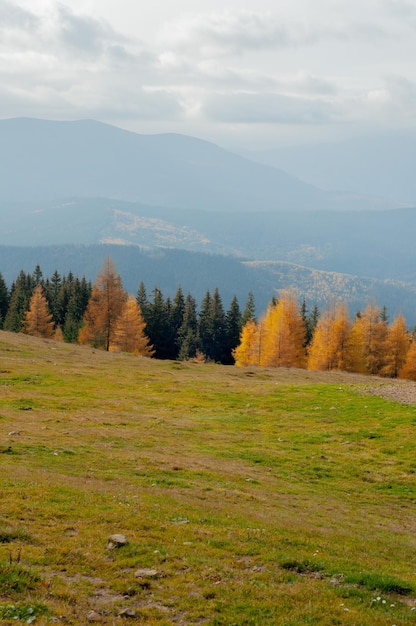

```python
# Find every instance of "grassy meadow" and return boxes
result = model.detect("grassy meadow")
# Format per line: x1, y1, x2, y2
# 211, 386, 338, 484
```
0, 330, 415, 625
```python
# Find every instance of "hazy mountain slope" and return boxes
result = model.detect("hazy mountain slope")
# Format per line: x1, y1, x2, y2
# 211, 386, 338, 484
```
1, 244, 415, 324
2, 198, 416, 284
248, 130, 416, 205
0, 118, 400, 211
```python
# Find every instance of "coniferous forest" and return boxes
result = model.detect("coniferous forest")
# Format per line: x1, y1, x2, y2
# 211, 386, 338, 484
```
1, 258, 416, 380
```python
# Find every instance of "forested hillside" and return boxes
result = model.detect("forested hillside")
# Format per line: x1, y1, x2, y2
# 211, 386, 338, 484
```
1, 259, 416, 379
1, 245, 416, 324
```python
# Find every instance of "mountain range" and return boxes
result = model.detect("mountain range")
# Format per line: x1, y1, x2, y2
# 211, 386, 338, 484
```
0, 117, 415, 325
0, 117, 403, 212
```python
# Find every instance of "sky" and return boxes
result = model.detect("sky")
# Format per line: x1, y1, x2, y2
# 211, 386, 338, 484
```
1, 0, 416, 149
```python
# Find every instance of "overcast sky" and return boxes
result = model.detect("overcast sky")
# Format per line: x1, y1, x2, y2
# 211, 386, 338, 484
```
2, 0, 416, 149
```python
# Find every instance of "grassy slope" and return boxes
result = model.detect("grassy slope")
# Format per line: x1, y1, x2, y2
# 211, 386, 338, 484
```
0, 331, 415, 625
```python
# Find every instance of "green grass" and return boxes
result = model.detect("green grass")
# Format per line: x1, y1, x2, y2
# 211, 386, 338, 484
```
0, 330, 415, 624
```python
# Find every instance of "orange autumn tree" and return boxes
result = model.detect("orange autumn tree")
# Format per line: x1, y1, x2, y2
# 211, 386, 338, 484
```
345, 303, 388, 375
399, 334, 416, 381
380, 314, 409, 378
22, 284, 55, 338
308, 303, 350, 371
233, 318, 261, 366
260, 290, 306, 368
110, 296, 154, 356
79, 258, 127, 351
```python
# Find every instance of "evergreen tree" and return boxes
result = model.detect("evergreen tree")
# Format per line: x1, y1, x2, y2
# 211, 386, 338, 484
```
242, 291, 256, 325
199, 288, 227, 363
136, 281, 150, 323
169, 286, 186, 360
44, 270, 63, 326
0, 272, 9, 329
79, 258, 127, 350
3, 270, 35, 332
177, 294, 199, 360
224, 295, 242, 364
22, 285, 54, 338
63, 277, 92, 343
145, 288, 172, 359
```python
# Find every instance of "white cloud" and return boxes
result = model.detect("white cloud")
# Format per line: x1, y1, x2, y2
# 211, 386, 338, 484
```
1, 2, 416, 146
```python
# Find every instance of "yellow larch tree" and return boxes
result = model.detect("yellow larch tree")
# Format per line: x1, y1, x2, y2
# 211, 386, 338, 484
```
110, 296, 154, 356
78, 257, 127, 351
399, 335, 416, 381
233, 317, 261, 366
345, 303, 388, 375
308, 304, 350, 371
260, 291, 306, 368
22, 285, 54, 339
380, 314, 409, 378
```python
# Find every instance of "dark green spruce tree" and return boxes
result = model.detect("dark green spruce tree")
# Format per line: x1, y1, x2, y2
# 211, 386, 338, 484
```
0, 272, 9, 329
224, 295, 243, 364
3, 270, 35, 332
177, 293, 199, 360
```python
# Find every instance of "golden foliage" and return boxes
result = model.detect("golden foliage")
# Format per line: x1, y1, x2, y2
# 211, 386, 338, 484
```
110, 296, 154, 356
22, 285, 54, 338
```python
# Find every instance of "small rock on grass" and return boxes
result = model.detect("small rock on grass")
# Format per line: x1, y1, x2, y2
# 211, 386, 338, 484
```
119, 608, 138, 618
107, 534, 128, 549
86, 610, 102, 622
134, 568, 159, 579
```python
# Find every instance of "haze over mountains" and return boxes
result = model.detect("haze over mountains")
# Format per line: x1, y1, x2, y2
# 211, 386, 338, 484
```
0, 118, 403, 212
1, 117, 416, 324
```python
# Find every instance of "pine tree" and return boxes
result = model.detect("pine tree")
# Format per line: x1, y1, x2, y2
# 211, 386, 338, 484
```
381, 314, 409, 378
224, 295, 242, 364
136, 281, 150, 323
78, 258, 127, 350
22, 285, 54, 338
3, 271, 35, 332
44, 270, 63, 326
0, 272, 9, 329
110, 296, 154, 356
177, 293, 199, 360
199, 288, 227, 363
63, 277, 92, 343
144, 288, 173, 359
242, 291, 256, 325
169, 286, 186, 360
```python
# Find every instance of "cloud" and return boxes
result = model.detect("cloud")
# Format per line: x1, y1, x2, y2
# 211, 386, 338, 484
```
203, 92, 335, 125
0, 1, 40, 31
159, 11, 312, 57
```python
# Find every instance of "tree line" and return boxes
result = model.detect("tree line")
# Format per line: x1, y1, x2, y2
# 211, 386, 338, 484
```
233, 291, 416, 381
0, 259, 256, 364
1, 260, 415, 379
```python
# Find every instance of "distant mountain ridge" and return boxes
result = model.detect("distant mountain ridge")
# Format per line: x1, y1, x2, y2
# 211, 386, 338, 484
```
0, 117, 402, 212
1, 244, 416, 325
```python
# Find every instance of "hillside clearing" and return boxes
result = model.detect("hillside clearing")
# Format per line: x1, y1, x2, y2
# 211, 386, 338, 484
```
0, 331, 415, 625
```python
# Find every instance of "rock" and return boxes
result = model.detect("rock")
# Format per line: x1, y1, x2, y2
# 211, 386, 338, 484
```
86, 610, 102, 622
134, 568, 159, 579
107, 534, 128, 549
119, 608, 137, 618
